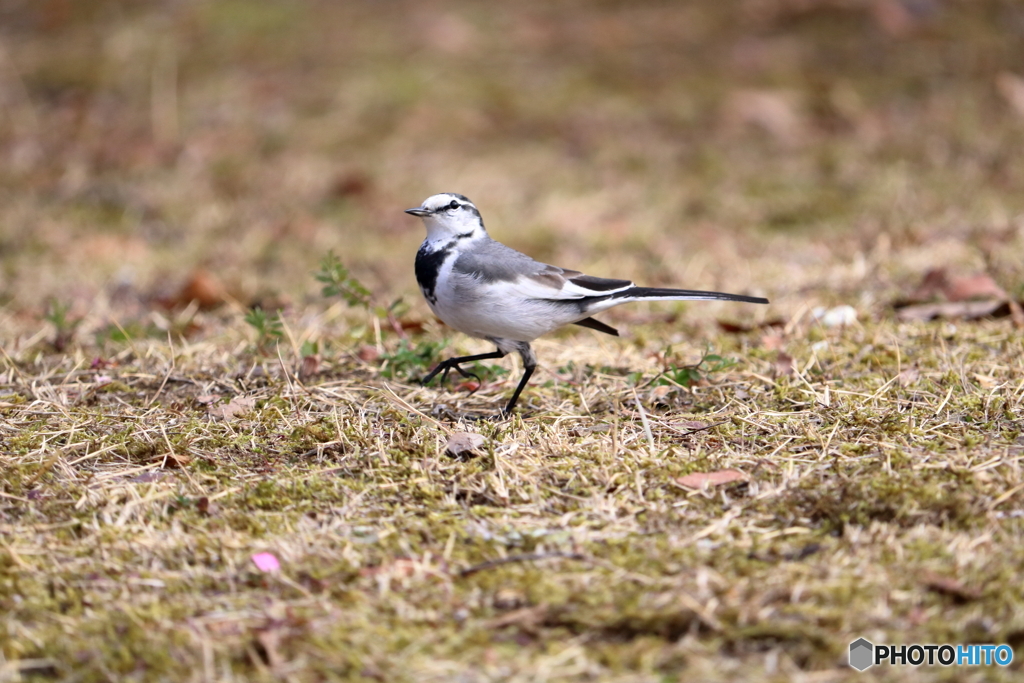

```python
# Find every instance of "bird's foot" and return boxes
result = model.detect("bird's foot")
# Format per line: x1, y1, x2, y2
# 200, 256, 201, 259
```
421, 360, 480, 387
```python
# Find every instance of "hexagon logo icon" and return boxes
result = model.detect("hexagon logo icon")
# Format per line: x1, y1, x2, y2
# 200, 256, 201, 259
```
849, 638, 874, 671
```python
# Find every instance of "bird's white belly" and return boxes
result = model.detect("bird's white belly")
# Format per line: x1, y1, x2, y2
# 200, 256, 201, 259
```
427, 274, 574, 343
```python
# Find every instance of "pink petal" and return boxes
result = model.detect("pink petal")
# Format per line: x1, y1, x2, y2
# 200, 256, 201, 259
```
251, 552, 280, 572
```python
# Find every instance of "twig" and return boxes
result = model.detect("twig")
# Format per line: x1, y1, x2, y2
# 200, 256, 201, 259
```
631, 387, 655, 452
146, 333, 176, 407
385, 310, 409, 341
0, 490, 32, 503
663, 419, 729, 437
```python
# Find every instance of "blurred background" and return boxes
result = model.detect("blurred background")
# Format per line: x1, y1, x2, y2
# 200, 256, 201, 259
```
1, 0, 1022, 342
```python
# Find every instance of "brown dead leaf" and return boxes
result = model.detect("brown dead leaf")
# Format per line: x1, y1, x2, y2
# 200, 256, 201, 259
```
907, 268, 947, 301
716, 320, 748, 334
908, 268, 1008, 303
648, 385, 672, 403
676, 469, 748, 489
773, 352, 794, 376
445, 432, 486, 459
718, 318, 786, 334
208, 395, 257, 420
760, 333, 786, 351
356, 345, 380, 362
166, 269, 226, 310
944, 274, 1008, 302
896, 300, 1008, 322
330, 171, 372, 199
298, 354, 321, 381
153, 451, 192, 468
196, 496, 218, 516
921, 571, 982, 603
396, 318, 426, 334
897, 269, 1022, 324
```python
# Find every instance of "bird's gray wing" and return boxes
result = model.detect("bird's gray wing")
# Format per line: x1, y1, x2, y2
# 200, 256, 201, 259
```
453, 239, 634, 300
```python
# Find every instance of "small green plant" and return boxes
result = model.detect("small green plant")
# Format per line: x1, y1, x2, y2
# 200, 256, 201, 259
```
654, 352, 737, 388
315, 251, 416, 342
557, 360, 580, 375
44, 299, 81, 352
244, 308, 284, 351
379, 340, 445, 379
94, 320, 162, 347
463, 362, 509, 383
300, 340, 319, 358
315, 251, 371, 309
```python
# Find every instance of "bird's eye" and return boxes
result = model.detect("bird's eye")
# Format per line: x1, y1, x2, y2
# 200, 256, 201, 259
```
448, 200, 459, 210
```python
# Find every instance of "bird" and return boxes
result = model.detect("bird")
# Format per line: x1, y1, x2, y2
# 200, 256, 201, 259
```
405, 192, 769, 417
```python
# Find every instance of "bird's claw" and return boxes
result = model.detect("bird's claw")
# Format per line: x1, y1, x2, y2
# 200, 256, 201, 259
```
424, 362, 481, 390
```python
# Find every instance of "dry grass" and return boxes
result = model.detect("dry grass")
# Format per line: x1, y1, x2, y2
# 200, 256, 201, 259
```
2, 1, 1024, 681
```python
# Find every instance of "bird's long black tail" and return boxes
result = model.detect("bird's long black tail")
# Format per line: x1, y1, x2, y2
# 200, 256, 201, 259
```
612, 287, 769, 305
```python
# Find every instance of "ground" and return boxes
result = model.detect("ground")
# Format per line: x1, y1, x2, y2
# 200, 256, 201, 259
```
1, 1, 1024, 681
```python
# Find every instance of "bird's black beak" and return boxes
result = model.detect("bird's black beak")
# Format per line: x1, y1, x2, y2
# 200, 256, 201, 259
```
405, 207, 430, 217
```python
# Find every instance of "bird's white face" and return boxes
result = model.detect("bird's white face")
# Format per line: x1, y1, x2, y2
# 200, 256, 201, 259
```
405, 193, 487, 243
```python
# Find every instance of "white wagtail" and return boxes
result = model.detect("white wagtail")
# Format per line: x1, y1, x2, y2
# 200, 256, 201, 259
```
406, 193, 769, 416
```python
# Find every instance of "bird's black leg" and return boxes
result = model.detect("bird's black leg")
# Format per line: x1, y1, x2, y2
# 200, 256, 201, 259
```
422, 349, 507, 386
500, 343, 537, 416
